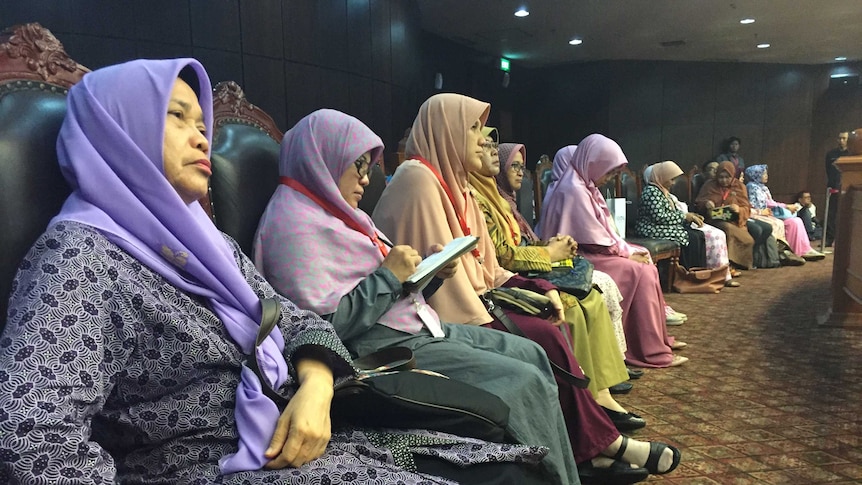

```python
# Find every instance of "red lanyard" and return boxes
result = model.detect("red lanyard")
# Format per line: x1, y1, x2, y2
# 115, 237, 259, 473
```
415, 157, 481, 258
280, 177, 389, 257
720, 188, 730, 203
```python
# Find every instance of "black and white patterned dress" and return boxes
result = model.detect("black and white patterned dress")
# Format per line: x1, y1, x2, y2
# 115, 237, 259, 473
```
0, 222, 545, 484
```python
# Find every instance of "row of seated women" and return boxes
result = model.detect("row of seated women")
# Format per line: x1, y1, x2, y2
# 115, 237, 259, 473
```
0, 59, 684, 484
634, 159, 824, 282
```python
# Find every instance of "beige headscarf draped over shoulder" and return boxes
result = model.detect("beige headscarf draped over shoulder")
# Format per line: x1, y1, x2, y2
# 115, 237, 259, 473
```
373, 94, 513, 325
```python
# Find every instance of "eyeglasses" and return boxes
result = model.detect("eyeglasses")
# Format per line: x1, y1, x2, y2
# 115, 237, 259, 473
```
354, 158, 371, 178
482, 141, 498, 150
509, 163, 525, 174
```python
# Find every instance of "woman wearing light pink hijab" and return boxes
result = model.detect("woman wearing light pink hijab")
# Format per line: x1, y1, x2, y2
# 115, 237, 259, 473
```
374, 94, 681, 482
537, 135, 688, 368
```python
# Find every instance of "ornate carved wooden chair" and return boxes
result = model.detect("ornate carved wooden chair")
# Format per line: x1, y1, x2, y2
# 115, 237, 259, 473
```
0, 23, 89, 331
208, 80, 283, 257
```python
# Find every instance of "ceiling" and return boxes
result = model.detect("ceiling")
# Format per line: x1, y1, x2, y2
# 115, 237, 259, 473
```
416, 1, 862, 68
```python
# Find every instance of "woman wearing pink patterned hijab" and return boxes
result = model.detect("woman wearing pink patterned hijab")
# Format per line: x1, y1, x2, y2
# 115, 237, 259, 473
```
538, 134, 688, 368
254, 108, 578, 484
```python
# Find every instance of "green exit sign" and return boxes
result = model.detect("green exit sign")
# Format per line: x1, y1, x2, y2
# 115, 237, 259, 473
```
500, 58, 510, 72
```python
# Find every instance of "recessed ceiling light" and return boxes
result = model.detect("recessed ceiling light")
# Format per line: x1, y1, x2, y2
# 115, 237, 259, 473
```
569, 38, 583, 46
757, 43, 770, 49
740, 18, 755, 24
835, 56, 847, 61
514, 8, 529, 17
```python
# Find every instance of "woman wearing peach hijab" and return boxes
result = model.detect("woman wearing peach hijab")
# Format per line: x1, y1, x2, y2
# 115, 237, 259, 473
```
536, 135, 687, 368
374, 94, 681, 483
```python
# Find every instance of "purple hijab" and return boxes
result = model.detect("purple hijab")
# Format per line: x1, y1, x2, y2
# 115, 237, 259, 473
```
50, 59, 287, 473
537, 135, 638, 257
254, 109, 439, 333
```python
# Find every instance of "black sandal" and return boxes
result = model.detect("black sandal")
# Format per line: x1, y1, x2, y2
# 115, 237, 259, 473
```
612, 436, 682, 475
578, 458, 649, 484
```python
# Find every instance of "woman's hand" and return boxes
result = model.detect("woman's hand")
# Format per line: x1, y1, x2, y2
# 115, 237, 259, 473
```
788, 203, 800, 213
546, 238, 574, 262
428, 244, 458, 279
729, 203, 740, 213
544, 289, 565, 325
629, 252, 650, 264
381, 245, 422, 282
685, 212, 704, 227
704, 200, 716, 210
265, 358, 334, 469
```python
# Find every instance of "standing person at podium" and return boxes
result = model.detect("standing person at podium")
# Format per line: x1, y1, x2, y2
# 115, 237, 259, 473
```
824, 130, 850, 247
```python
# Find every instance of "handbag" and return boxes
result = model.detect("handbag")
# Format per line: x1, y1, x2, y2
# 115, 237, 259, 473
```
250, 298, 511, 443
525, 256, 595, 299
486, 287, 554, 319
672, 264, 727, 293
481, 294, 590, 389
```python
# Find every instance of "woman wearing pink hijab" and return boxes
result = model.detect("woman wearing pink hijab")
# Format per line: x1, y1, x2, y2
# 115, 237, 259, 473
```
536, 135, 688, 368
374, 94, 681, 483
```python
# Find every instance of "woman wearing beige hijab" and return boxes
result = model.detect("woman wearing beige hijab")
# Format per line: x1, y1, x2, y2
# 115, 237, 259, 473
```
373, 93, 681, 484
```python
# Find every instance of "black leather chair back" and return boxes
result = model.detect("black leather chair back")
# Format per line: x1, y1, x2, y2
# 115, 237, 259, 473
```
210, 124, 280, 257
0, 84, 73, 331
691, 173, 706, 201
669, 173, 691, 204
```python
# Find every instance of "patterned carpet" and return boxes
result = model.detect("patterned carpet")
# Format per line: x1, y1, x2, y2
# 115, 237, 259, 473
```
621, 255, 862, 484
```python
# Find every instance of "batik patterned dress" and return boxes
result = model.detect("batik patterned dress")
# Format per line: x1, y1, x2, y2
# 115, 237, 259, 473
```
0, 222, 545, 484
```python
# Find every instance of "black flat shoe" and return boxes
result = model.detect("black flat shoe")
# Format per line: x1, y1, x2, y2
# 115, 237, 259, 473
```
609, 382, 633, 394
578, 459, 649, 484
627, 368, 644, 380
602, 407, 646, 432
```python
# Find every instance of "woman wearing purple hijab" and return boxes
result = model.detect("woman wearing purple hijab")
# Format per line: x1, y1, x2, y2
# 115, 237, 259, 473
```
0, 59, 543, 484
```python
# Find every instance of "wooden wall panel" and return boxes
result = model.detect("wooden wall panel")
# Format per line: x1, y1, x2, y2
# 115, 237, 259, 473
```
285, 61, 322, 128
190, 0, 241, 52
347, 0, 373, 77
284, 0, 315, 64
240, 0, 283, 59
242, 55, 287, 129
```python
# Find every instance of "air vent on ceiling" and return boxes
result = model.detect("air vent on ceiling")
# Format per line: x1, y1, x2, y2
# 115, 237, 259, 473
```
660, 40, 686, 47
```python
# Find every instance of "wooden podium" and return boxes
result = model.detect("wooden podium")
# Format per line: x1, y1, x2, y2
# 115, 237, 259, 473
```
819, 129, 862, 327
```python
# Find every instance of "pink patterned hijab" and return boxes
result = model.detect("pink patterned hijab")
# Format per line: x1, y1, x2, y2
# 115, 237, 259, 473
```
537, 134, 638, 257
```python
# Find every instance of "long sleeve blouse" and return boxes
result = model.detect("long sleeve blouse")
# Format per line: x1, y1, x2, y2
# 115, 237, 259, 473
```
634, 184, 689, 245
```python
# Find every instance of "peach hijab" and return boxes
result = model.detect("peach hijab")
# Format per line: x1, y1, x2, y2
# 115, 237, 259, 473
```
372, 93, 513, 325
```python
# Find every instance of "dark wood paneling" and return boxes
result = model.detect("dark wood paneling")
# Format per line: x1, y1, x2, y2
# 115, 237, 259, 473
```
136, 41, 193, 60
283, 0, 315, 63
612, 125, 663, 170
348, 74, 374, 128
240, 0, 284, 59
315, 0, 348, 70
242, 55, 287, 129
193, 47, 243, 87
762, 124, 811, 201
714, 65, 766, 125
370, 0, 392, 83
322, 69, 351, 114
764, 67, 814, 126
661, 64, 716, 125
347, 0, 373, 77
608, 63, 663, 128
133, 0, 191, 45
69, 0, 131, 38
285, 61, 322, 127
371, 80, 394, 147
0, 0, 73, 33
660, 124, 716, 170
190, 0, 240, 52
60, 33, 137, 69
